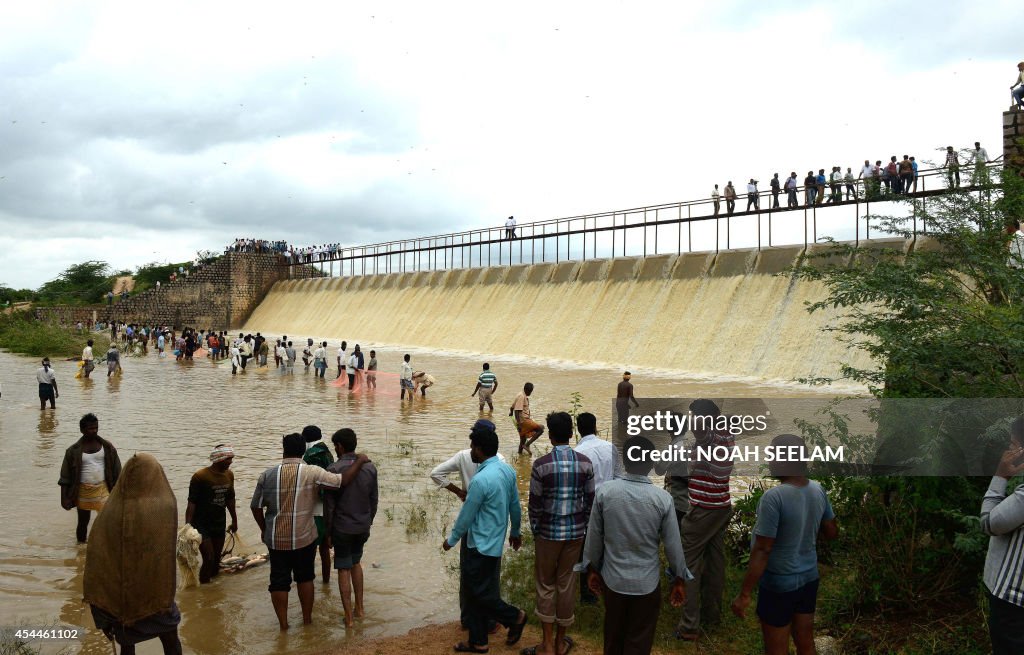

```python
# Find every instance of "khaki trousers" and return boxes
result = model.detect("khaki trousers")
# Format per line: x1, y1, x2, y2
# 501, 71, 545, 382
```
533, 536, 584, 626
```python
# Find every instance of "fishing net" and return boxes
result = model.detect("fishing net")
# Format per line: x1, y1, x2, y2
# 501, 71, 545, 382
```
331, 370, 401, 397
84, 453, 177, 626
175, 525, 201, 590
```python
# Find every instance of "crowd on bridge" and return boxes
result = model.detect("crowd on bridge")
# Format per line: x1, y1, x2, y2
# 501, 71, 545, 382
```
710, 143, 995, 217
228, 238, 290, 254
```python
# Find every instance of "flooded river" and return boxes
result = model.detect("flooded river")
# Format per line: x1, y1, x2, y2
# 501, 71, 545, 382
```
0, 342, 843, 655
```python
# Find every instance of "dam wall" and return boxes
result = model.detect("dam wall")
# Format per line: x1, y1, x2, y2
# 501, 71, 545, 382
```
242, 241, 908, 383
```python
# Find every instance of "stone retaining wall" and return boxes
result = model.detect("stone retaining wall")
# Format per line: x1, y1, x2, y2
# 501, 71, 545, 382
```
34, 254, 321, 329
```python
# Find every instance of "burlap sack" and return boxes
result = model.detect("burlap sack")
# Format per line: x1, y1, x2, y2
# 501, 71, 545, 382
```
84, 453, 177, 626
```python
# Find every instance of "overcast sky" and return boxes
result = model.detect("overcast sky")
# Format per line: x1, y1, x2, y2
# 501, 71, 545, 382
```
1, 0, 1021, 289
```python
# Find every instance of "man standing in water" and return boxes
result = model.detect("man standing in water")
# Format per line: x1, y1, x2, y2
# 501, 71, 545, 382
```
59, 413, 121, 543
302, 425, 334, 584
511, 382, 545, 454
400, 354, 414, 400
186, 445, 238, 584
325, 428, 379, 628
471, 363, 498, 413
37, 357, 58, 409
615, 372, 640, 426
443, 422, 528, 653
82, 340, 95, 379
250, 433, 369, 630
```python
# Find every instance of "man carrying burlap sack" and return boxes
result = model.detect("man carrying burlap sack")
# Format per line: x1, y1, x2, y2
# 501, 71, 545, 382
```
84, 452, 182, 655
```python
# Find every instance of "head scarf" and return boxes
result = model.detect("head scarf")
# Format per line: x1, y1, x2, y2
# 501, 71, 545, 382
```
210, 444, 234, 463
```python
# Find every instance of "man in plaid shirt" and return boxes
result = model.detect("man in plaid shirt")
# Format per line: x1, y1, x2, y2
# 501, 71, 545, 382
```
527, 412, 596, 655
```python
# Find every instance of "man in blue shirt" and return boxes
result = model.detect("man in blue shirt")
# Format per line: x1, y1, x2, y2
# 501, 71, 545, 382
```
731, 434, 838, 655
443, 421, 528, 653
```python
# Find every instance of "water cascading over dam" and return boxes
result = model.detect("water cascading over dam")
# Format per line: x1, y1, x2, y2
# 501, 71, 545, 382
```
243, 243, 885, 385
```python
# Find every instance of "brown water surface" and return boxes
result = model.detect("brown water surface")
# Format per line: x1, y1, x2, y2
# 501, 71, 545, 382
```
0, 343, 840, 655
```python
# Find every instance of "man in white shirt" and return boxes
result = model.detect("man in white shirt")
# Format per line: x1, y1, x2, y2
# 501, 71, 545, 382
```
337, 341, 347, 380
972, 141, 990, 185
430, 419, 507, 630
400, 354, 414, 400
574, 413, 617, 488
711, 185, 721, 216
746, 179, 759, 212
573, 412, 618, 604
37, 358, 58, 409
82, 340, 95, 379
858, 160, 874, 199
505, 216, 516, 240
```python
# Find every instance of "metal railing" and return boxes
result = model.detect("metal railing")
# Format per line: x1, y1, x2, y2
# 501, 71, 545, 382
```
285, 160, 1003, 278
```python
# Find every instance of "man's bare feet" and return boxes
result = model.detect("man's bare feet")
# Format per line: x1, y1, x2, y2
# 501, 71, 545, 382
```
354, 605, 365, 618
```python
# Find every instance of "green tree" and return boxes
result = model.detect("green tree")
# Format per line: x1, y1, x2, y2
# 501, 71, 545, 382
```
792, 164, 1024, 648
36, 261, 113, 305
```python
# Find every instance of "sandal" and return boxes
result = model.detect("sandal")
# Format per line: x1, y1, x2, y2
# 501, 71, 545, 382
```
506, 612, 528, 646
561, 636, 575, 655
453, 643, 489, 653
519, 648, 538, 655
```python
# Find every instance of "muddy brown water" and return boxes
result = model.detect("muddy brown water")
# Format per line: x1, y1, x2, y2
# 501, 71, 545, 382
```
0, 343, 842, 654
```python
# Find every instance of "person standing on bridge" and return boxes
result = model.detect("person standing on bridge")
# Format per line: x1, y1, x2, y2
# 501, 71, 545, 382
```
899, 156, 914, 195
972, 142, 990, 185
804, 172, 816, 206
769, 174, 781, 209
746, 179, 759, 212
826, 167, 841, 204
1011, 61, 1024, 111
785, 173, 799, 208
844, 167, 857, 201
910, 157, 919, 193
724, 182, 736, 215
711, 184, 721, 216
814, 170, 827, 205
505, 216, 517, 239
945, 146, 961, 188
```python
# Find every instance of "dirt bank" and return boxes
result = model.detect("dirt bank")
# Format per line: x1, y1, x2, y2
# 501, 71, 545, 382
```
312, 621, 681, 655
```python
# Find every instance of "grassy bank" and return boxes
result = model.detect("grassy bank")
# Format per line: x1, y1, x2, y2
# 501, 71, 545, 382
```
492, 507, 989, 655
0, 311, 110, 359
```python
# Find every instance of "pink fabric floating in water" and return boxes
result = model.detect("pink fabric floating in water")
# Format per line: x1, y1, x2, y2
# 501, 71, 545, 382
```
331, 370, 400, 397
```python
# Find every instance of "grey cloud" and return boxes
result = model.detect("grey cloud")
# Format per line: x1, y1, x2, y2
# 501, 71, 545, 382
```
705, 1, 1024, 66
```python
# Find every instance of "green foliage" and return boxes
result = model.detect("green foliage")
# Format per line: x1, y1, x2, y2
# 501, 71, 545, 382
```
795, 167, 1024, 398
0, 310, 111, 358
568, 391, 583, 423
36, 260, 113, 306
0, 284, 36, 304
132, 261, 188, 292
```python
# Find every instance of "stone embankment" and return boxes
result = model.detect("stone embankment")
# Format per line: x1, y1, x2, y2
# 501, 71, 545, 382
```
34, 253, 322, 330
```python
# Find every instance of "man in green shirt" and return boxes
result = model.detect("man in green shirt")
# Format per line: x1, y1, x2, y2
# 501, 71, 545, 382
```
471, 363, 499, 413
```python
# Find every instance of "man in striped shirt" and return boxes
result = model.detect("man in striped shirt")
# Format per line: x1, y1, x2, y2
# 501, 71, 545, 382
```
676, 399, 736, 642
527, 412, 595, 655
472, 363, 499, 413
251, 433, 369, 631
981, 415, 1024, 654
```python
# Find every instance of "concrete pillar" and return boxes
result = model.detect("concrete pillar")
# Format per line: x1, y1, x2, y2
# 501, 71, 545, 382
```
1004, 110, 1024, 172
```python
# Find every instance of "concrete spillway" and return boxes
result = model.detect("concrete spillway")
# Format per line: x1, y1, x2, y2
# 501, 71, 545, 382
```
243, 242, 892, 385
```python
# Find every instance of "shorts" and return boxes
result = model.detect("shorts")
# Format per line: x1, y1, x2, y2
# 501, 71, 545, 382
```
39, 383, 55, 400
756, 578, 819, 627
478, 387, 494, 404
366, 371, 376, 382
332, 532, 370, 569
268, 542, 317, 592
193, 522, 226, 540
517, 418, 543, 439
401, 379, 414, 390
83, 360, 95, 375
313, 516, 326, 545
